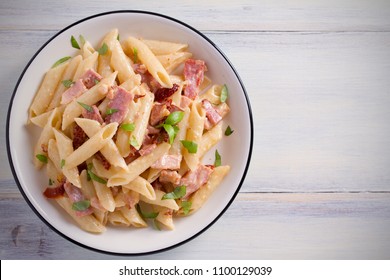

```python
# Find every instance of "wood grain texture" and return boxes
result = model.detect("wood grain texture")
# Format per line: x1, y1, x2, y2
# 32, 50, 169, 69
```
1, 0, 390, 259
1, 193, 389, 259
1, 0, 390, 31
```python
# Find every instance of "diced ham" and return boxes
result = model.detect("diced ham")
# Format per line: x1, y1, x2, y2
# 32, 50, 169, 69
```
183, 59, 207, 99
81, 105, 104, 124
159, 170, 181, 185
64, 181, 84, 202
181, 165, 214, 199
72, 124, 88, 150
61, 79, 86, 105
105, 86, 133, 124
147, 124, 161, 135
139, 143, 157, 157
43, 184, 65, 199
150, 103, 170, 126
124, 146, 139, 164
154, 84, 179, 102
180, 95, 192, 109
80, 69, 102, 89
151, 154, 182, 170
64, 181, 93, 216
202, 99, 222, 127
75, 207, 94, 217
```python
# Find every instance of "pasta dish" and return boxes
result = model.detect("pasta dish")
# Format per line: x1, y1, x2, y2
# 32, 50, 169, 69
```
28, 29, 231, 232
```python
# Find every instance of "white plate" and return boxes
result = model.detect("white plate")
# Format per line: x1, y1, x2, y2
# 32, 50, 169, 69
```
6, 11, 253, 255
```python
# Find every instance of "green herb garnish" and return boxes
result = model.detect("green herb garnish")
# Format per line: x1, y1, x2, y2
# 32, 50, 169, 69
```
220, 84, 228, 102
136, 204, 159, 219
106, 108, 119, 115
71, 35, 80, 49
181, 201, 192, 215
164, 111, 184, 126
60, 159, 65, 169
162, 185, 186, 200
181, 140, 198, 154
133, 47, 139, 63
52, 56, 71, 68
77, 101, 93, 112
130, 136, 139, 148
87, 165, 107, 184
98, 43, 108, 55
62, 79, 74, 88
224, 125, 234, 136
117, 34, 120, 41
48, 178, 54, 186
72, 200, 90, 211
36, 154, 48, 163
120, 123, 135, 132
214, 149, 221, 167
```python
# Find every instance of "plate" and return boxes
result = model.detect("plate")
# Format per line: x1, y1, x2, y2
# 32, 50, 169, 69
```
6, 11, 253, 255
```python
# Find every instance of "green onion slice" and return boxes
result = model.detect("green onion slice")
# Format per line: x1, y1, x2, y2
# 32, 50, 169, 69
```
162, 185, 186, 200
181, 140, 198, 154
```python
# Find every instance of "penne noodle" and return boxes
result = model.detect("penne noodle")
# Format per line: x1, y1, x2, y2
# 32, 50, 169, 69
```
55, 196, 106, 233
29, 61, 69, 119
108, 142, 170, 187
119, 206, 147, 228
123, 36, 172, 88
140, 189, 179, 211
53, 129, 81, 188
157, 52, 192, 73
198, 121, 223, 159
141, 39, 188, 55
61, 71, 117, 129
182, 100, 206, 170
75, 118, 127, 170
111, 39, 135, 83
122, 176, 156, 200
64, 122, 118, 169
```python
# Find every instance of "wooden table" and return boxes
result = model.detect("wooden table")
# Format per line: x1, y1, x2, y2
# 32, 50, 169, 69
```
1, 0, 390, 259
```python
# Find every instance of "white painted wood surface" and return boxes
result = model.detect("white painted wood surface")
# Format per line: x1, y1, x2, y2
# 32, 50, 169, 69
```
1, 0, 390, 259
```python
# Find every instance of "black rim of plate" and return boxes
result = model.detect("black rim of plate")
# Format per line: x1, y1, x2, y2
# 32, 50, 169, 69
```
6, 10, 254, 256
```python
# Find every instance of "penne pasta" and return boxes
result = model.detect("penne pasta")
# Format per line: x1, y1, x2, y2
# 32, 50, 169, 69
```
29, 29, 231, 233
64, 122, 118, 169
107, 142, 170, 187
123, 36, 172, 88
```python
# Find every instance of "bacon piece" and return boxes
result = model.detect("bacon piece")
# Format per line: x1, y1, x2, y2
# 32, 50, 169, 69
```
152, 180, 163, 191
150, 103, 170, 126
105, 86, 133, 124
139, 143, 157, 157
202, 99, 222, 126
73, 124, 88, 150
181, 165, 214, 199
94, 152, 111, 170
81, 105, 104, 124
151, 154, 182, 170
43, 184, 65, 199
159, 170, 181, 185
61, 79, 87, 105
154, 84, 179, 102
183, 59, 207, 99
80, 69, 102, 89
41, 143, 48, 153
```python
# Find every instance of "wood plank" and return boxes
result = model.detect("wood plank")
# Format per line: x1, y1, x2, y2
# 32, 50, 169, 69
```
1, 193, 389, 259
1, 0, 390, 31
1, 31, 390, 192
